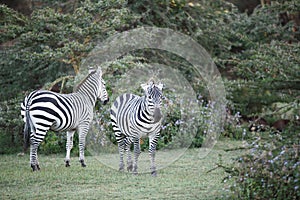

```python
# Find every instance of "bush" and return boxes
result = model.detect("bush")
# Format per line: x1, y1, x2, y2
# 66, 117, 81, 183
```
1, 0, 300, 155
0, 98, 24, 154
223, 128, 300, 199
39, 131, 66, 154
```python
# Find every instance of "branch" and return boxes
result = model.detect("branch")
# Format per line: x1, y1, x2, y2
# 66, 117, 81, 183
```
224, 146, 250, 152
46, 75, 74, 92
266, 80, 300, 91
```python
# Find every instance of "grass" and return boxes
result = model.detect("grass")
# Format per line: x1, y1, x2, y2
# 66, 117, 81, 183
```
0, 139, 245, 200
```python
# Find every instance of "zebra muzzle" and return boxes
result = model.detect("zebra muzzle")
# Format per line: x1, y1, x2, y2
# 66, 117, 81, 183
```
102, 97, 109, 105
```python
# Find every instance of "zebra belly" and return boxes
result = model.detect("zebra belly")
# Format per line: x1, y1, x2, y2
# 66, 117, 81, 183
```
130, 122, 161, 138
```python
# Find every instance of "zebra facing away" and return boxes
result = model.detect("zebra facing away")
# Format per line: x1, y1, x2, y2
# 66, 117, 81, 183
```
110, 80, 164, 176
21, 67, 109, 171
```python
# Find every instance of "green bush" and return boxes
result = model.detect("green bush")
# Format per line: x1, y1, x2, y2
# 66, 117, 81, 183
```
1, 0, 300, 155
39, 131, 66, 154
223, 127, 300, 199
0, 98, 23, 154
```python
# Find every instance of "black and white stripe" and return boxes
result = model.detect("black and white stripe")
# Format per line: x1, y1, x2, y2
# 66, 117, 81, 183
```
21, 67, 109, 171
110, 80, 163, 176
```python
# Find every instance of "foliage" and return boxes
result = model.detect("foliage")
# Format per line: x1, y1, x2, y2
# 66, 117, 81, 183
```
39, 131, 66, 154
0, 5, 27, 44
0, 0, 139, 101
0, 0, 140, 154
1, 1, 299, 199
217, 13, 299, 115
0, 0, 299, 156
0, 98, 23, 154
222, 128, 300, 199
38, 130, 82, 156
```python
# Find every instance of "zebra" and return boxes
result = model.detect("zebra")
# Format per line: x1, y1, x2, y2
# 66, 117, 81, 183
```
21, 67, 109, 171
110, 80, 163, 176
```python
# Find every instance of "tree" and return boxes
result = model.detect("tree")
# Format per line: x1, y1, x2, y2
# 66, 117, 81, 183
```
0, 0, 299, 153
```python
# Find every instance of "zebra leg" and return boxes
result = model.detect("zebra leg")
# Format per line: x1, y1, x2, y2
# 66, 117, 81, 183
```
30, 142, 41, 171
65, 130, 75, 167
133, 137, 141, 175
149, 134, 159, 176
118, 142, 125, 171
125, 142, 133, 172
78, 126, 89, 167
29, 127, 48, 171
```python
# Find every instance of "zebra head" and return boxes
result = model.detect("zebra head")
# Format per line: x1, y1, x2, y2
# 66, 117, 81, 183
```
92, 67, 109, 105
141, 81, 164, 123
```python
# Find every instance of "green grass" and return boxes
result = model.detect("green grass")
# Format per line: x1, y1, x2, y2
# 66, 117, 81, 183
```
0, 139, 244, 199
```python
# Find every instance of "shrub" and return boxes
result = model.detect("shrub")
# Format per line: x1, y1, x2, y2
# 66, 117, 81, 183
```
0, 98, 24, 154
39, 131, 66, 154
1, 0, 300, 155
223, 128, 300, 199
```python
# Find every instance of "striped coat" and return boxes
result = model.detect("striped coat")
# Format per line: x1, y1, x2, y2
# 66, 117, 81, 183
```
111, 81, 163, 176
21, 67, 108, 171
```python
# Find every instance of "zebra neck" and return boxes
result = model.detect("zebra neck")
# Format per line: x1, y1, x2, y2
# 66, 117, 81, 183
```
141, 98, 161, 123
76, 85, 97, 106
142, 97, 153, 114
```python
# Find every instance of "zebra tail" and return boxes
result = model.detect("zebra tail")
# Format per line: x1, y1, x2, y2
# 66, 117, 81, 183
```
23, 109, 31, 151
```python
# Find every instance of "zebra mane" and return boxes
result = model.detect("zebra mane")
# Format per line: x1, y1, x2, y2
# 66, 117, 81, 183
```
148, 78, 155, 85
147, 78, 163, 90
74, 70, 97, 92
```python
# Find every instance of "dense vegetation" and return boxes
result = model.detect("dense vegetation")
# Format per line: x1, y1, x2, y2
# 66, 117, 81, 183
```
0, 0, 299, 199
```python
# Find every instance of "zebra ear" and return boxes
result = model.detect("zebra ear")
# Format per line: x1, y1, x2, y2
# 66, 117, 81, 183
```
149, 80, 154, 86
157, 83, 163, 90
97, 67, 102, 76
141, 83, 148, 91
88, 67, 95, 74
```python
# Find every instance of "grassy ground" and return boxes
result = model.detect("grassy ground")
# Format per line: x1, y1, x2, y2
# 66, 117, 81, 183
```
0, 139, 245, 200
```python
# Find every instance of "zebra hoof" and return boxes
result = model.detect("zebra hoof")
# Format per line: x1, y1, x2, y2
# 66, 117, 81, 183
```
31, 164, 36, 171
80, 160, 86, 167
133, 171, 138, 175
31, 164, 40, 172
65, 160, 70, 167
127, 164, 133, 172
133, 166, 138, 175
151, 171, 157, 177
